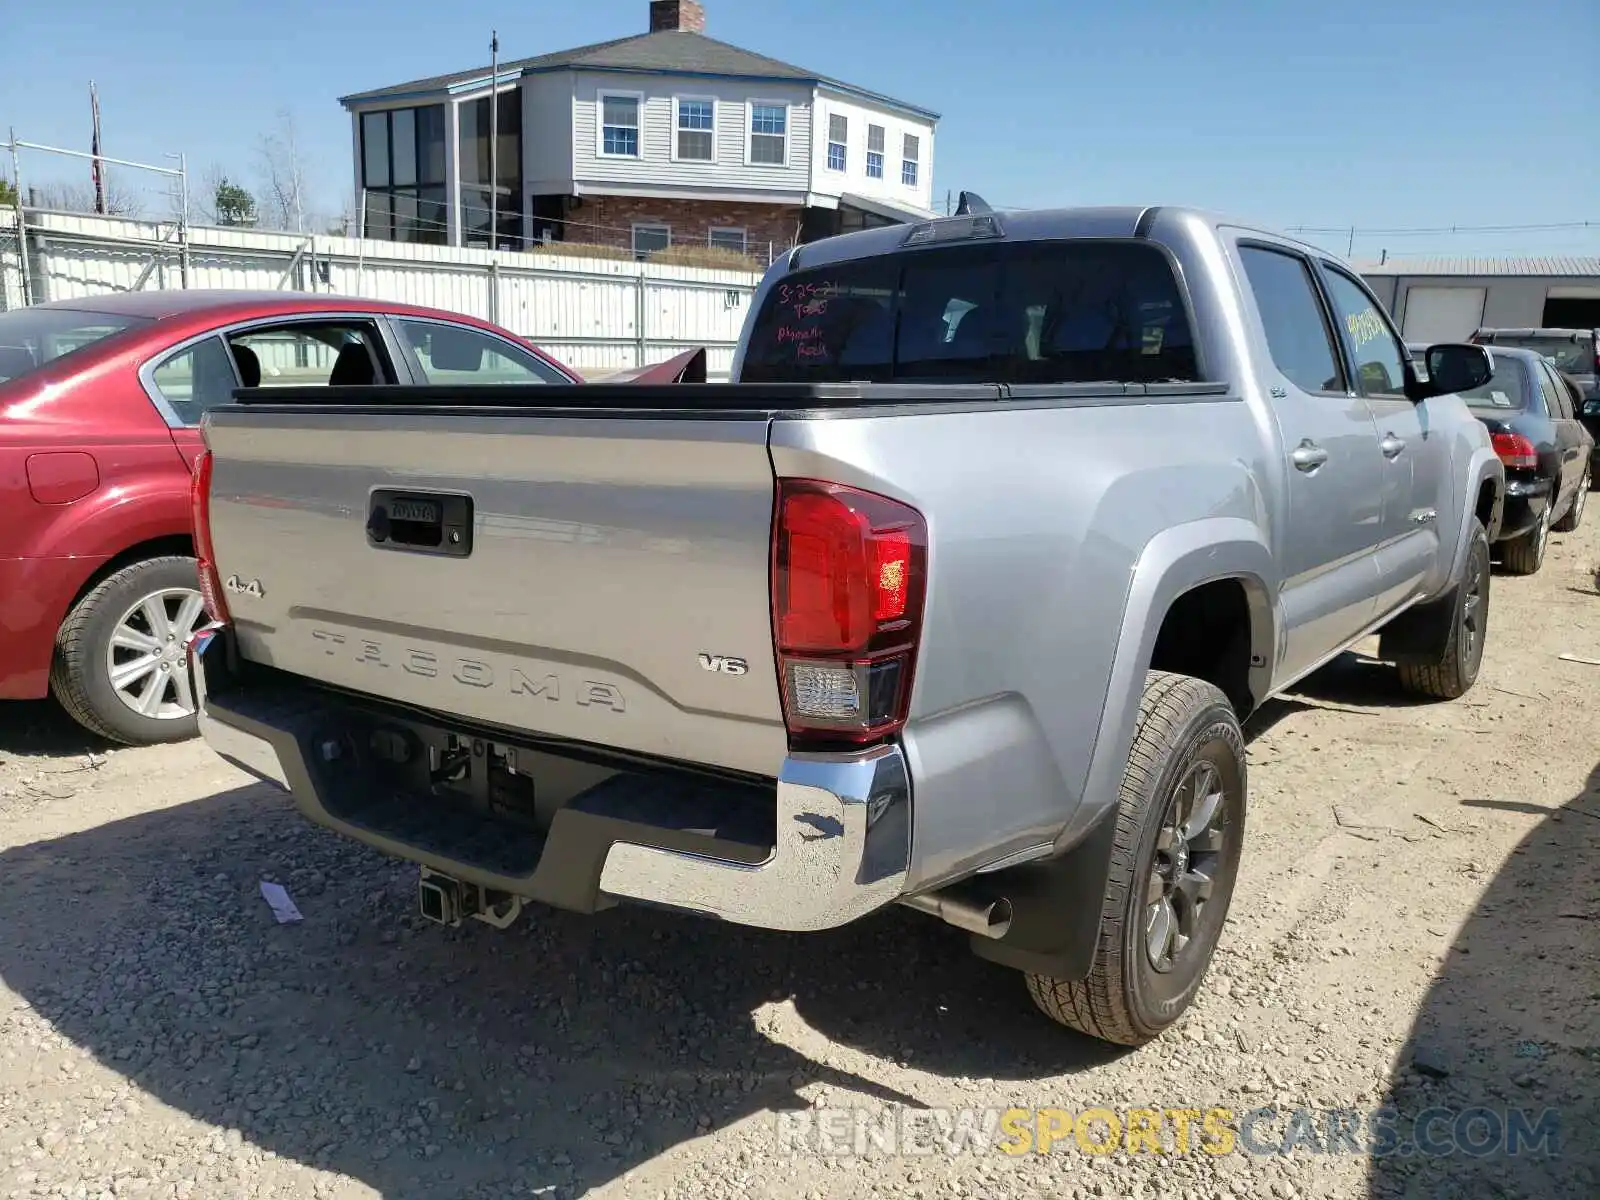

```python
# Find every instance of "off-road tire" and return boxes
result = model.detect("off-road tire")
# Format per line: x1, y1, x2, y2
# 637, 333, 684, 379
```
1553, 468, 1588, 532
1500, 497, 1551, 575
1025, 671, 1246, 1047
1396, 520, 1491, 700
50, 556, 204, 746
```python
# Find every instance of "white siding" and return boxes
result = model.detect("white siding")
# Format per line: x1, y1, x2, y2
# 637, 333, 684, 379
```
809, 89, 936, 214
0, 210, 762, 382
570, 72, 812, 197
522, 71, 576, 192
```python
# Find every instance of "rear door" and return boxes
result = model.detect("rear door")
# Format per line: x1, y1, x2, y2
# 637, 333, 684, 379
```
1235, 243, 1386, 684
1534, 358, 1587, 506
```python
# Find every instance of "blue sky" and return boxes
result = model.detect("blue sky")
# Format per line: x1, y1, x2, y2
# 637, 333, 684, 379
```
1, 0, 1595, 260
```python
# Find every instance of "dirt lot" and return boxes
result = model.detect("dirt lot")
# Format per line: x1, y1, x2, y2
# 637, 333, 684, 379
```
3, 525, 1598, 1200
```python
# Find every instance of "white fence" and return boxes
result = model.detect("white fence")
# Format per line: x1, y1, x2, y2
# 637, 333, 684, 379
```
0, 210, 767, 380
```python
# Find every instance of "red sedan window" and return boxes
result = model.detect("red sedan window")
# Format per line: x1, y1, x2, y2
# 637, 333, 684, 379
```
397, 319, 571, 385
0, 308, 151, 384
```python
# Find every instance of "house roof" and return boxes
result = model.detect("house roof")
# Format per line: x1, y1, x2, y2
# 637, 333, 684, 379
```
1354, 255, 1600, 278
339, 30, 939, 120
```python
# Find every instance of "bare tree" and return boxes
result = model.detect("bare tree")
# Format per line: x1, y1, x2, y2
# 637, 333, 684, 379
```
30, 176, 142, 217
255, 110, 308, 232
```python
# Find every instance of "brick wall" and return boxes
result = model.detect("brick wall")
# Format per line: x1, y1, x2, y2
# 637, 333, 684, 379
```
573, 196, 804, 259
649, 0, 706, 32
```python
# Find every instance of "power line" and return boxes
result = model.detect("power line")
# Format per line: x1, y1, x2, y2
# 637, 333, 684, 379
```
1288, 220, 1599, 237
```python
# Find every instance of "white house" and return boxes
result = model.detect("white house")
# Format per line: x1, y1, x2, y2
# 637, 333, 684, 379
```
339, 1, 941, 260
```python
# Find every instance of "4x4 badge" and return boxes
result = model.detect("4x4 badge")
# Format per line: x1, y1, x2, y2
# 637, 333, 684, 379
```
225, 575, 264, 599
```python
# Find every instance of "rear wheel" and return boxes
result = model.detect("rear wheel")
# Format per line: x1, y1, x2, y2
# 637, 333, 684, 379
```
1500, 494, 1552, 576
1397, 519, 1490, 700
1025, 672, 1246, 1046
50, 556, 207, 746
1553, 468, 1588, 532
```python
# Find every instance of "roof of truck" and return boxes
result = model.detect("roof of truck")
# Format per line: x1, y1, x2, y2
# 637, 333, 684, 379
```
789, 205, 1333, 270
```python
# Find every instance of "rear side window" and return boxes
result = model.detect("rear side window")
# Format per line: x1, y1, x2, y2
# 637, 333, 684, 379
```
1238, 246, 1344, 395
1536, 360, 1571, 419
741, 241, 1199, 385
149, 336, 241, 426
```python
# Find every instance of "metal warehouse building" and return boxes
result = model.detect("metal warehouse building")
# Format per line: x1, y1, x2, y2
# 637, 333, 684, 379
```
1356, 256, 1600, 343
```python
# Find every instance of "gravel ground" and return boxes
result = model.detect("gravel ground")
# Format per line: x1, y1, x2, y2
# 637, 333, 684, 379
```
3, 523, 1598, 1200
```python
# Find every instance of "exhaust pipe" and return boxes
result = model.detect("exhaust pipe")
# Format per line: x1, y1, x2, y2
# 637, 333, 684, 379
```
899, 889, 1012, 939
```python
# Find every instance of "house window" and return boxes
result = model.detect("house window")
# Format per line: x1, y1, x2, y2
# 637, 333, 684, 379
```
709, 227, 747, 255
458, 88, 523, 248
827, 114, 847, 172
360, 104, 448, 245
902, 134, 920, 187
601, 94, 641, 157
866, 124, 885, 179
632, 223, 670, 257
749, 103, 787, 165
676, 99, 714, 161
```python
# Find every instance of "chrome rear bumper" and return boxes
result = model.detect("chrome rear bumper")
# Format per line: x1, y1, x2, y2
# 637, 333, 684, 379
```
186, 625, 911, 932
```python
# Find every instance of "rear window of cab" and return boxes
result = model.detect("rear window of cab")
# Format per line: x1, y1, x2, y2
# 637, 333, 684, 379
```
741, 241, 1200, 386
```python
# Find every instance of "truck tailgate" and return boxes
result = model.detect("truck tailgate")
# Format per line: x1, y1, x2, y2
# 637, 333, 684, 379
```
201, 408, 787, 777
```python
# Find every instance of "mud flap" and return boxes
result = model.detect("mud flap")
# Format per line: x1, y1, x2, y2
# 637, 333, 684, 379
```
965, 803, 1120, 981
1377, 584, 1458, 665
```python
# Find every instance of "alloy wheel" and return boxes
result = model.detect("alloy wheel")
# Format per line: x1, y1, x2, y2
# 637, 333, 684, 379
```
1145, 760, 1229, 973
105, 587, 206, 720
1461, 536, 1487, 668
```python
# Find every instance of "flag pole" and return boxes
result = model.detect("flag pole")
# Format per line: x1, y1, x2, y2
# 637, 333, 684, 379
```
488, 29, 499, 251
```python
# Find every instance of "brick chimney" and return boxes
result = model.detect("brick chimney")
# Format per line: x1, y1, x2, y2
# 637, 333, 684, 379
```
650, 0, 705, 33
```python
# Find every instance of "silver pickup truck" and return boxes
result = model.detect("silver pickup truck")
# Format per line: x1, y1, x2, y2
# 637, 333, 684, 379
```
185, 206, 1504, 1047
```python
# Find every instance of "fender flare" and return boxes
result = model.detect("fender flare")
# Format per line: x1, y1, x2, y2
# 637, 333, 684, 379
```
970, 518, 1275, 983
1450, 449, 1505, 579
1062, 516, 1277, 854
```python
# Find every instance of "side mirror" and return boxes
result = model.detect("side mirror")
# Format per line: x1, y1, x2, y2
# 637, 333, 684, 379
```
1408, 343, 1493, 401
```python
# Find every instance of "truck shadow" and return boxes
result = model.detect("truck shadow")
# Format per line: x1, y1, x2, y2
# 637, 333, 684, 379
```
1364, 767, 1600, 1198
1284, 651, 1438, 710
0, 784, 1121, 1198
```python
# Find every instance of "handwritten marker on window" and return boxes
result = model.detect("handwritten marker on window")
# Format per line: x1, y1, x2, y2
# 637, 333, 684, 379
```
260, 881, 304, 924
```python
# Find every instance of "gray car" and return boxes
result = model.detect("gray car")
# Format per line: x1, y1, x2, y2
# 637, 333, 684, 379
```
185, 205, 1503, 1047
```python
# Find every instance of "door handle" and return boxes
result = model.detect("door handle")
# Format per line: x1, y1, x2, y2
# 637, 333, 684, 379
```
1380, 433, 1406, 459
1291, 440, 1329, 472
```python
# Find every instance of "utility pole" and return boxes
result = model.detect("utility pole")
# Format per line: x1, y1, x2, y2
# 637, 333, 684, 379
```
1347, 225, 1355, 256
489, 29, 499, 251
90, 81, 105, 214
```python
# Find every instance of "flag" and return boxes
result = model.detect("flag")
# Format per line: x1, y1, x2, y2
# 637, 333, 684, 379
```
90, 82, 105, 215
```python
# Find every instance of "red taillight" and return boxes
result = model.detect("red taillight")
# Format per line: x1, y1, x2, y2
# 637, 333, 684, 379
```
191, 449, 230, 624
771, 479, 926, 747
1491, 432, 1538, 470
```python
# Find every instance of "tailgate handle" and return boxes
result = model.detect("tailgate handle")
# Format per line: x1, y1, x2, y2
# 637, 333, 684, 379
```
367, 490, 474, 558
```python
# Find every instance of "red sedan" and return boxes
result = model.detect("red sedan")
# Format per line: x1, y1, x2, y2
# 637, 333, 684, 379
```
0, 290, 585, 746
